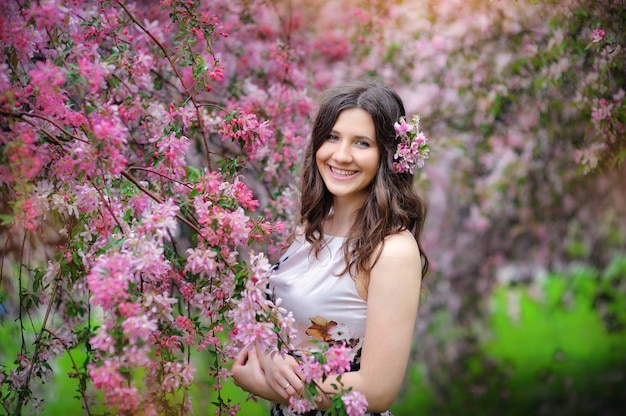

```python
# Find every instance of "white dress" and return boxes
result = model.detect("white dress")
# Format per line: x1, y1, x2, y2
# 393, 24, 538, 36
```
268, 234, 393, 416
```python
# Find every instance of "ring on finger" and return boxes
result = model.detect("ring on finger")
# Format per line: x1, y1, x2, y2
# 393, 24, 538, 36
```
283, 382, 291, 390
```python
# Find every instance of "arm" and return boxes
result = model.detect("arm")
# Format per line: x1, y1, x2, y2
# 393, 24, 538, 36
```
317, 231, 422, 411
256, 231, 422, 412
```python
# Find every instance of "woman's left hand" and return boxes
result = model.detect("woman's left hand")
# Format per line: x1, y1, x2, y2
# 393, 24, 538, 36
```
232, 345, 284, 401
256, 346, 304, 400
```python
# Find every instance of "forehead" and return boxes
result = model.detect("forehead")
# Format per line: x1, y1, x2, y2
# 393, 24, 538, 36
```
332, 108, 376, 139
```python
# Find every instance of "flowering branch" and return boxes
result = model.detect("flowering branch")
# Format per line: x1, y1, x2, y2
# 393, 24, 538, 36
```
0, 110, 88, 143
117, 1, 213, 168
120, 170, 202, 234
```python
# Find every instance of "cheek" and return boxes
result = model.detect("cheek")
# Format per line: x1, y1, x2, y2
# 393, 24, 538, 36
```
314, 151, 325, 174
367, 150, 382, 171
315, 145, 329, 164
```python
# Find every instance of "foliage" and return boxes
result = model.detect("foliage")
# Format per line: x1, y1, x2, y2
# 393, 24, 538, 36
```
396, 255, 626, 416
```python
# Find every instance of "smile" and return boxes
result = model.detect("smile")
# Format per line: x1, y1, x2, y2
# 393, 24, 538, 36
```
329, 166, 358, 177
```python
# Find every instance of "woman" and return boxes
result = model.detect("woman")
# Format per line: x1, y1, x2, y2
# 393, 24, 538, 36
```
232, 79, 428, 415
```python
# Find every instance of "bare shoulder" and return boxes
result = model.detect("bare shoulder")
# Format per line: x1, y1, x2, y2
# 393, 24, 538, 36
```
367, 230, 422, 302
368, 230, 422, 286
379, 230, 420, 260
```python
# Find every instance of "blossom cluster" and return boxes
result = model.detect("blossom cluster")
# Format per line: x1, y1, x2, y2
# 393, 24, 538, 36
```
287, 344, 367, 415
219, 109, 274, 157
393, 114, 430, 174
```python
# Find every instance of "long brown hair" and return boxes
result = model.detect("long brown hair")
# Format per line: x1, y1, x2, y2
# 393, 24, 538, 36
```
300, 79, 429, 284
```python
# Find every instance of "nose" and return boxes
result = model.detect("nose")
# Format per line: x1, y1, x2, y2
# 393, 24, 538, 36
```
332, 141, 353, 164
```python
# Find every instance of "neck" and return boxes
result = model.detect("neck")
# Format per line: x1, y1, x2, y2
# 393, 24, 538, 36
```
324, 196, 365, 236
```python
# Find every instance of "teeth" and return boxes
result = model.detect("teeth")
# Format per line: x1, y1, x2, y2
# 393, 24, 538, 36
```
331, 167, 356, 176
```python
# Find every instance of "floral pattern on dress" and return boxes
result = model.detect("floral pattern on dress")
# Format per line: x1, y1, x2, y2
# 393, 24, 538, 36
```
305, 316, 362, 350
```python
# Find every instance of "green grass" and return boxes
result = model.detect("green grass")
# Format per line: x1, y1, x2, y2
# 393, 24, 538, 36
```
478, 264, 626, 414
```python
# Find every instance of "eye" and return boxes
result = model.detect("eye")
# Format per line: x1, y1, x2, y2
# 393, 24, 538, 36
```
355, 140, 370, 148
327, 134, 340, 142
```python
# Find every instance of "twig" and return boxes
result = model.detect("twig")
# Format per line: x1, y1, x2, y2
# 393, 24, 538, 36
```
15, 279, 59, 415
91, 178, 125, 233
121, 170, 203, 236
128, 166, 194, 189
42, 327, 93, 415
117, 1, 213, 170
0, 110, 88, 143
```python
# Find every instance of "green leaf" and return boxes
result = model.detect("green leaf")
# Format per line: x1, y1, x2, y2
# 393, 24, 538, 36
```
0, 213, 14, 226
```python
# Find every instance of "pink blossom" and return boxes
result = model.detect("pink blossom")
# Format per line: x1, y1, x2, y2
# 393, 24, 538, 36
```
109, 385, 141, 413
185, 245, 219, 277
11, 196, 41, 232
218, 110, 273, 156
229, 253, 297, 351
143, 292, 178, 321
74, 184, 101, 214
289, 396, 317, 414
322, 344, 353, 375
140, 198, 180, 240
89, 360, 125, 391
118, 302, 141, 317
209, 65, 225, 81
394, 118, 411, 135
87, 253, 133, 310
591, 28, 606, 43
174, 315, 197, 345
121, 344, 152, 368
28, 60, 65, 88
162, 361, 196, 393
90, 323, 116, 354
121, 314, 158, 345
78, 56, 108, 93
341, 390, 368, 416
298, 354, 324, 383
232, 179, 260, 211
591, 98, 612, 122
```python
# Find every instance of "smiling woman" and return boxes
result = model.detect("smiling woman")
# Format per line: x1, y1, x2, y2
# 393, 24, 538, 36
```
315, 108, 380, 228
231, 79, 430, 415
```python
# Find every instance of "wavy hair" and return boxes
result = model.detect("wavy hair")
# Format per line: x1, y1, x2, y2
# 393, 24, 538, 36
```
300, 79, 429, 285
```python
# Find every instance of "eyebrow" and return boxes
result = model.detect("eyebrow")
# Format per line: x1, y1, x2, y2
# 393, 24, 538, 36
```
330, 129, 375, 143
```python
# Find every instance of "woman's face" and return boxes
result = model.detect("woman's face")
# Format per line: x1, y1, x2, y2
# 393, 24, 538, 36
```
315, 108, 380, 206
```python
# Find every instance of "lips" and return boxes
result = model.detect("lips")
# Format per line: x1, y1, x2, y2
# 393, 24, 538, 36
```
329, 166, 358, 177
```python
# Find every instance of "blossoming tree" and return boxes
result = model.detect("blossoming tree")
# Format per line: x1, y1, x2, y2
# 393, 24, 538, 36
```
0, 0, 360, 414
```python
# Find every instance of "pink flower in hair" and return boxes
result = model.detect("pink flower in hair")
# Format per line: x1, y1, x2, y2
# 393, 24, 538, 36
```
393, 114, 430, 174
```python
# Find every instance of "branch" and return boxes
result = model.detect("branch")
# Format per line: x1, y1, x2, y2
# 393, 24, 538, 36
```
15, 279, 59, 415
0, 110, 88, 143
121, 170, 203, 236
43, 328, 93, 416
117, 1, 213, 170
127, 166, 194, 189
91, 178, 125, 233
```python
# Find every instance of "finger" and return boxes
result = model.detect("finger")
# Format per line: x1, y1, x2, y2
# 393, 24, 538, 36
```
277, 380, 294, 399
278, 364, 304, 391
233, 348, 249, 366
246, 347, 259, 363
285, 375, 304, 395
